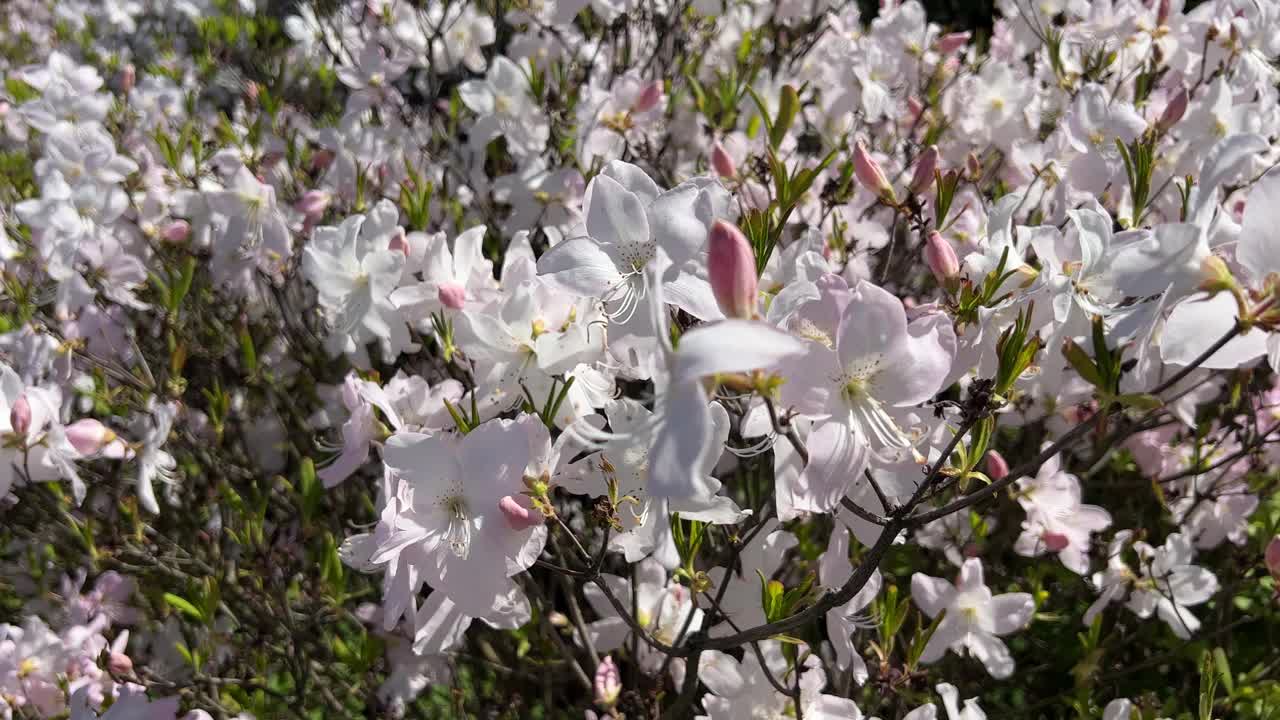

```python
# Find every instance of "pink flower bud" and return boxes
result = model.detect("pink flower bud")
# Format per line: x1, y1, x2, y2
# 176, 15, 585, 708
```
1041, 531, 1071, 552
388, 231, 410, 256
632, 80, 664, 113
909, 145, 939, 195
936, 31, 971, 54
437, 282, 467, 310
1266, 535, 1280, 581
108, 652, 133, 675
854, 141, 896, 204
244, 81, 260, 104
1157, 87, 1188, 132
924, 230, 960, 284
498, 495, 542, 531
120, 64, 136, 95
10, 394, 30, 437
66, 419, 115, 456
594, 656, 621, 708
985, 449, 1010, 480
162, 220, 191, 243
1157, 0, 1172, 26
296, 190, 331, 221
707, 219, 758, 319
711, 142, 736, 179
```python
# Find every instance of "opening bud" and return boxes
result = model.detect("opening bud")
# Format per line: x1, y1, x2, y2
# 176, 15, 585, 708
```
594, 656, 622, 708
707, 219, 758, 319
66, 419, 116, 456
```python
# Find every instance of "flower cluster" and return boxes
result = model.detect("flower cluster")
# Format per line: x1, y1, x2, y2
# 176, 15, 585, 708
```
1, 0, 1279, 717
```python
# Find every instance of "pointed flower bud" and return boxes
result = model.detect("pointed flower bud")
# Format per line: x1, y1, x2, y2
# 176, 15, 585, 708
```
594, 656, 622, 708
708, 219, 758, 319
438, 282, 467, 310
711, 142, 736, 179
66, 419, 116, 456
498, 495, 543, 531
854, 141, 896, 204
10, 393, 30, 437
1157, 87, 1188, 133
924, 230, 960, 286
910, 145, 940, 195
985, 449, 1010, 480
632, 81, 664, 113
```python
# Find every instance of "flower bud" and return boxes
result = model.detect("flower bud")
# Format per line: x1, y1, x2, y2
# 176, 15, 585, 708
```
1157, 87, 1188, 132
854, 141, 896, 204
1266, 535, 1280, 581
985, 449, 1010, 480
632, 80, 663, 113
108, 652, 133, 675
711, 142, 736, 179
1157, 0, 1172, 26
707, 219, 758, 319
548, 611, 570, 628
909, 145, 939, 195
161, 220, 191, 243
594, 656, 621, 708
10, 394, 30, 437
296, 190, 331, 222
65, 419, 116, 456
936, 31, 971, 54
498, 495, 543, 531
437, 281, 467, 310
924, 230, 960, 285
120, 64, 136, 95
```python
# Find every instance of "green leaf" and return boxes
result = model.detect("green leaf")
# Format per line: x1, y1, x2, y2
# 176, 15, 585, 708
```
1116, 393, 1162, 410
163, 592, 205, 622
769, 85, 799, 150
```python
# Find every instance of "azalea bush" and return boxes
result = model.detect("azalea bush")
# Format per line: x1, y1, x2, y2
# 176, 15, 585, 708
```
3, 0, 1280, 718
